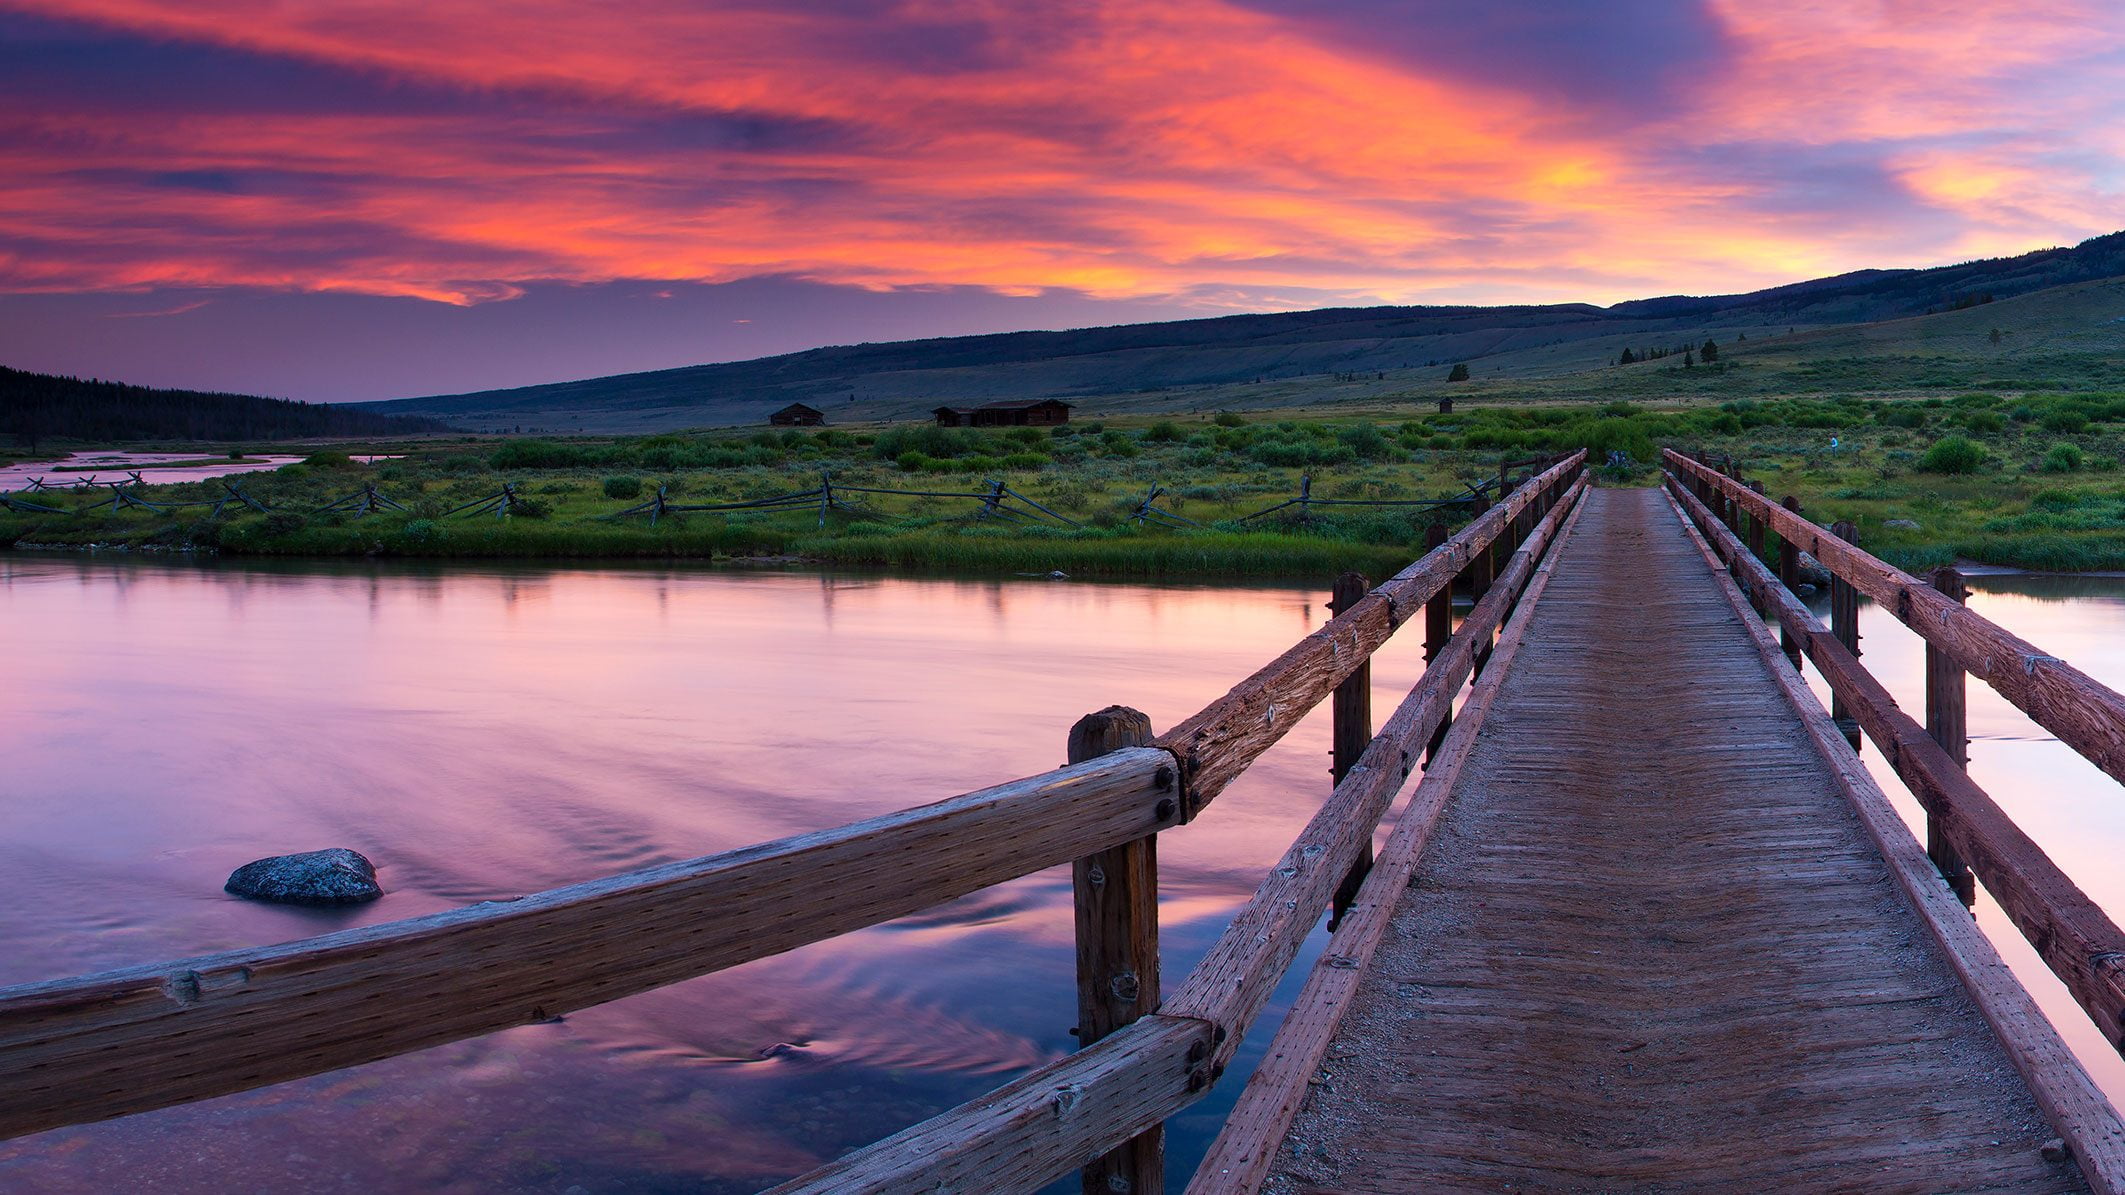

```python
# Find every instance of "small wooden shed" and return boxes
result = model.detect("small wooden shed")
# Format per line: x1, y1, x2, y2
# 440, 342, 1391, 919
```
770, 403, 826, 427
1437, 397, 1455, 415
932, 399, 1072, 428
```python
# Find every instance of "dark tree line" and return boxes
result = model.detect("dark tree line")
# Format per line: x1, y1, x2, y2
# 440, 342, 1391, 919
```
1, 366, 453, 448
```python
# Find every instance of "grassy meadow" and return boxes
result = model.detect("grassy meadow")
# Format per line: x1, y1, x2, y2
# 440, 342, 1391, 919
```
13, 389, 2125, 577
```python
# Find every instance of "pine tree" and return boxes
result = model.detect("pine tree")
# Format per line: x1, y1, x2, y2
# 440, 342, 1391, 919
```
1447, 362, 1470, 382
1618, 348, 1636, 365
1700, 339, 1719, 363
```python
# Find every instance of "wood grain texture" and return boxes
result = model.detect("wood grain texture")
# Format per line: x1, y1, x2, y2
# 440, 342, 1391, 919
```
770, 1013, 1215, 1195
1162, 477, 1587, 1061
1266, 487, 2088, 1195
1669, 470, 2125, 1058
1671, 449, 2125, 790
0, 747, 1178, 1140
1669, 479, 2125, 1195
1069, 706, 1164, 1195
1155, 453, 1584, 820
1187, 481, 1591, 1195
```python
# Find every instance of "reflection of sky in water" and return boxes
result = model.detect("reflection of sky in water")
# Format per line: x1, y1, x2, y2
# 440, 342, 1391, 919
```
0, 556, 1431, 1191
1791, 575, 2125, 1109
1, 453, 398, 490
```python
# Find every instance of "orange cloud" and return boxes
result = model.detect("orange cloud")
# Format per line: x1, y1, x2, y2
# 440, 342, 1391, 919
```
0, 0, 2119, 310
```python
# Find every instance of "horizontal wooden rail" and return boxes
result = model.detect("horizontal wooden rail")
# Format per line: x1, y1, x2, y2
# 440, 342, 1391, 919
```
0, 452, 1583, 1157
778, 472, 1588, 1193
1665, 473, 2125, 1055
1667, 449, 2125, 791
1163, 474, 1587, 1063
0, 749, 1176, 1139
1188, 477, 1591, 1195
1157, 451, 1585, 818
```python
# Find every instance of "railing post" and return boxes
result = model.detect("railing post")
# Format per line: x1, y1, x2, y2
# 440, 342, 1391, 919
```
1068, 707, 1162, 1195
1422, 522, 1455, 765
1746, 481, 1767, 570
1329, 573, 1372, 929
1468, 493, 1496, 676
1926, 566, 1977, 907
1777, 495, 1803, 670
1828, 520, 1863, 750
1720, 459, 1742, 531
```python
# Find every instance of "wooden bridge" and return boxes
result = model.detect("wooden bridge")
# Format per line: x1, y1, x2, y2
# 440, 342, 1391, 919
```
6, 449, 2125, 1192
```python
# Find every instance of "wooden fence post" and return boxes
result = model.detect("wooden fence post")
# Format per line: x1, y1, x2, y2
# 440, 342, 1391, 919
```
1828, 520, 1862, 749
1468, 494, 1496, 677
1926, 566, 1977, 906
1422, 522, 1455, 765
1068, 706, 1163, 1195
1746, 481, 1767, 569
1777, 495, 1803, 669
1329, 573, 1372, 929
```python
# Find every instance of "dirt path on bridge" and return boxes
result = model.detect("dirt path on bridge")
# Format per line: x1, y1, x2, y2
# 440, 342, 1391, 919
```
1267, 486, 2085, 1194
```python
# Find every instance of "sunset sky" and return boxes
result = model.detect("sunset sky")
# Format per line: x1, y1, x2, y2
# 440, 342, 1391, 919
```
1, 1, 2121, 401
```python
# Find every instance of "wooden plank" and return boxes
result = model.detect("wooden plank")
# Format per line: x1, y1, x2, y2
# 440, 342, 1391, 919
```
771, 1013, 1215, 1195
1155, 453, 1584, 820
1665, 478, 2125, 1194
1185, 481, 1590, 1195
1069, 706, 1163, 1195
1671, 449, 2125, 790
1161, 476, 1586, 1060
0, 747, 1179, 1140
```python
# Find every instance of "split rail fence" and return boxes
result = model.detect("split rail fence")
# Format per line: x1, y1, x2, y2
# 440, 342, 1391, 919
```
0, 455, 1589, 1193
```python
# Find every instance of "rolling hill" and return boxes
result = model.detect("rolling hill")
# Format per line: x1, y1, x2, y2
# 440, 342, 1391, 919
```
1, 366, 454, 446
357, 231, 2125, 434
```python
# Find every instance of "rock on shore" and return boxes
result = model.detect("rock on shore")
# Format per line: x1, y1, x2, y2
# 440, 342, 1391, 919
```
225, 848, 382, 906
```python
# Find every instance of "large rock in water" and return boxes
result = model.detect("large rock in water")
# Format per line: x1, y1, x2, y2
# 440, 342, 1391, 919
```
225, 848, 381, 906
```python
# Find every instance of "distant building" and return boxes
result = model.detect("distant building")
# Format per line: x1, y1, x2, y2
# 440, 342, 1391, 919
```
769, 403, 826, 427
932, 399, 1073, 428
1437, 397, 1455, 415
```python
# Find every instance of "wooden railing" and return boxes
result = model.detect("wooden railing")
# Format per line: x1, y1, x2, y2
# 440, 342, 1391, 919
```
0, 454, 1589, 1194
1664, 450, 2125, 1062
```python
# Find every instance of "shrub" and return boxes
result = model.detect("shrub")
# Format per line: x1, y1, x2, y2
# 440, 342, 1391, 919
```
1956, 410, 2005, 434
1918, 435, 1987, 474
1141, 421, 1184, 443
509, 497, 553, 519
602, 476, 643, 500
1214, 411, 1247, 427
304, 450, 356, 469
2042, 443, 2085, 473
492, 440, 590, 469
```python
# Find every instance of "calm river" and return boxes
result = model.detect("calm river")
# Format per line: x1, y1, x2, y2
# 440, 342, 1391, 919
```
1, 553, 2121, 1191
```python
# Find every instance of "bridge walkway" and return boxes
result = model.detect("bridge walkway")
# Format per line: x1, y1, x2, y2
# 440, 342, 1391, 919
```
1264, 487, 2087, 1193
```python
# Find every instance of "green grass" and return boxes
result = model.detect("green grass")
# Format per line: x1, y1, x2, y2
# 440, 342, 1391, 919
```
20, 386, 2125, 575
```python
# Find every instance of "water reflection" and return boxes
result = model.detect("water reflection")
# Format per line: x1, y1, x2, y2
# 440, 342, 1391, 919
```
0, 555, 1429, 1192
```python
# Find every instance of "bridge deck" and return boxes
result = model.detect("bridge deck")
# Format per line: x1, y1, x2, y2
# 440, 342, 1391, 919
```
1265, 487, 2087, 1193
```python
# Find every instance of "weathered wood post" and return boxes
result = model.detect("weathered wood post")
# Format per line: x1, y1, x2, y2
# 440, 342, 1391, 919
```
1067, 706, 1162, 1195
1746, 481, 1767, 569
1422, 522, 1455, 765
1329, 572, 1373, 929
1467, 493, 1496, 677
1720, 459, 1742, 532
1926, 566, 1977, 906
1777, 495, 1803, 669
1828, 520, 1863, 749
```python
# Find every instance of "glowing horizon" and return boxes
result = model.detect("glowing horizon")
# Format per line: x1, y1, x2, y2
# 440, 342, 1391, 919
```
1, 0, 2120, 399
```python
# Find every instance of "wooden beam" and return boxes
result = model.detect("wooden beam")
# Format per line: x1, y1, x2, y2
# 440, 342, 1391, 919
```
1328, 572, 1372, 930
1186, 482, 1590, 1195
1665, 477, 2125, 1195
1162, 476, 1587, 1064
1069, 706, 1163, 1195
1928, 565, 1976, 905
0, 748, 1179, 1140
1155, 453, 1583, 820
1665, 473, 2125, 1057
773, 1014, 1215, 1195
1671, 449, 2125, 792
